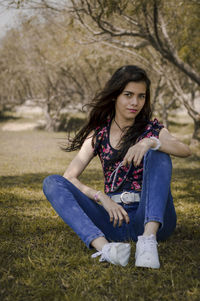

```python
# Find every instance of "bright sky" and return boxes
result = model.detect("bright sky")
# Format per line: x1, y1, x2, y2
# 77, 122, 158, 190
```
0, 7, 21, 39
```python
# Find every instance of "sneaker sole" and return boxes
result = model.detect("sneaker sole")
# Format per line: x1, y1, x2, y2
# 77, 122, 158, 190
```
135, 259, 160, 269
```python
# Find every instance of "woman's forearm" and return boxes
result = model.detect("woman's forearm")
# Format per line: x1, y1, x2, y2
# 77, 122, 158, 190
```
159, 138, 191, 157
63, 174, 101, 201
63, 174, 117, 209
159, 128, 191, 158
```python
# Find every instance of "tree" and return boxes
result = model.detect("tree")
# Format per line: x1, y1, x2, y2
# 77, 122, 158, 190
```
68, 0, 200, 141
0, 28, 30, 114
0, 13, 136, 130
1, 0, 199, 140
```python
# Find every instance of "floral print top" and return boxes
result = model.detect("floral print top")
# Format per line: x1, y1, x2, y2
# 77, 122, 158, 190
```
93, 118, 164, 193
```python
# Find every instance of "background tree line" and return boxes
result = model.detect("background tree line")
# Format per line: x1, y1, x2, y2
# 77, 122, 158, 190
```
0, 0, 199, 142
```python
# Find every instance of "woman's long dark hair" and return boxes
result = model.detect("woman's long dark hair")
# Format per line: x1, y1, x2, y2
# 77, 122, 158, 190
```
64, 65, 152, 158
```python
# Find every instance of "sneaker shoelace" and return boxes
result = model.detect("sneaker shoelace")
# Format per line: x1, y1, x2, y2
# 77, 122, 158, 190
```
139, 236, 158, 254
91, 250, 106, 262
91, 244, 111, 262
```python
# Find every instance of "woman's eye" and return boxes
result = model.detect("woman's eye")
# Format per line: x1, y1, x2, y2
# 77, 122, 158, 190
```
124, 93, 131, 97
139, 94, 146, 99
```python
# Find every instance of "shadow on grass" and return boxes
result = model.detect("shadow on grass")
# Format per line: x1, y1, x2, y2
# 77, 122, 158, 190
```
0, 167, 199, 235
0, 169, 103, 190
173, 167, 200, 180
1, 190, 199, 246
0, 173, 49, 189
0, 168, 199, 238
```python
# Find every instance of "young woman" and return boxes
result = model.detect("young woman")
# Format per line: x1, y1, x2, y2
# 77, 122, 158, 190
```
43, 65, 191, 269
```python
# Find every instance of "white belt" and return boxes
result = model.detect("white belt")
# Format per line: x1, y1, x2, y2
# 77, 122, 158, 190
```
110, 191, 140, 204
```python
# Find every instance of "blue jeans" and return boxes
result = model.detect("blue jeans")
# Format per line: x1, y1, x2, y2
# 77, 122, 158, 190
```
43, 150, 177, 248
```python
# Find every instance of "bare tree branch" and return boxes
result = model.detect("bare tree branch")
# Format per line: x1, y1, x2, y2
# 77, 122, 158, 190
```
70, 0, 200, 86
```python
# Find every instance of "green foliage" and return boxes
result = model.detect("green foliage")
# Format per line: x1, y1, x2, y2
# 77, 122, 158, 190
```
0, 118, 199, 300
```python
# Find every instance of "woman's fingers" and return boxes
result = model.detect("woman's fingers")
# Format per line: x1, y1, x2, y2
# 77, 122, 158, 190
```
123, 139, 153, 167
116, 210, 124, 227
112, 210, 119, 227
123, 155, 132, 166
109, 211, 114, 223
127, 139, 153, 162
123, 148, 138, 166
122, 156, 129, 166
124, 147, 146, 167
122, 210, 130, 224
136, 152, 145, 166
124, 148, 135, 165
103, 197, 130, 227
133, 152, 143, 166
108, 205, 130, 227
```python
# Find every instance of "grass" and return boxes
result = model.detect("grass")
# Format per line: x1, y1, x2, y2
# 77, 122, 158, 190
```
0, 117, 200, 301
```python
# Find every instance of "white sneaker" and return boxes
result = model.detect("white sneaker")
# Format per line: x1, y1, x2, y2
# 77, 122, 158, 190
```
135, 234, 160, 269
91, 242, 131, 267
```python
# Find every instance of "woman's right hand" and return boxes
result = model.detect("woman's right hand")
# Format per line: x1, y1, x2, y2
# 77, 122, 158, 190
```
98, 192, 130, 227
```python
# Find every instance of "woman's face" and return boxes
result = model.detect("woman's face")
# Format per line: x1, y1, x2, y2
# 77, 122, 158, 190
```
115, 81, 146, 124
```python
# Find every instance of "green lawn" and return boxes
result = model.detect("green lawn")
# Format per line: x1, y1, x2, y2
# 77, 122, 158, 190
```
0, 124, 200, 301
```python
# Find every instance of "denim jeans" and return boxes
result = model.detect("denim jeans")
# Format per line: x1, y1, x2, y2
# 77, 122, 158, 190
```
43, 150, 177, 248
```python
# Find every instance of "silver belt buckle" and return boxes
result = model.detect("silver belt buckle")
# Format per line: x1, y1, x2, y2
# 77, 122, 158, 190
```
120, 191, 133, 204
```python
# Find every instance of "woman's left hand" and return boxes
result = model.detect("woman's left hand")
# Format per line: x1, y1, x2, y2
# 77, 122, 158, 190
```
122, 138, 154, 167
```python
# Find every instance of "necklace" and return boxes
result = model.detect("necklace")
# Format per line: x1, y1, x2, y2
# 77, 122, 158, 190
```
114, 118, 123, 132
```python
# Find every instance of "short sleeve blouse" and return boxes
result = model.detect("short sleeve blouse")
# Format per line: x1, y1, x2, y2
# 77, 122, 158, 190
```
93, 118, 164, 193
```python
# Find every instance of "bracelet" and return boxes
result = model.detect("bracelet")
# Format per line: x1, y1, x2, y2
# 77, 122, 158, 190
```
150, 136, 161, 151
94, 191, 101, 202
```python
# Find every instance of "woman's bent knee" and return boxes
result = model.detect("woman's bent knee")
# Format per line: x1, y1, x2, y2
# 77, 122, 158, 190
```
43, 175, 58, 193
43, 174, 73, 195
146, 149, 171, 161
145, 150, 172, 175
43, 174, 67, 194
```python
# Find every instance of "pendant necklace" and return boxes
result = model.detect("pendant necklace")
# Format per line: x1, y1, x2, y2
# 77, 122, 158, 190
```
114, 118, 123, 132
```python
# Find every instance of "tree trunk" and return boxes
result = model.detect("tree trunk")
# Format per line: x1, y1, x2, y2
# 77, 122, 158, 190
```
192, 118, 200, 142
44, 102, 54, 131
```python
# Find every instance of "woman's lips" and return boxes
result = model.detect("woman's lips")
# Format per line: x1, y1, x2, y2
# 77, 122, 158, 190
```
128, 109, 138, 113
